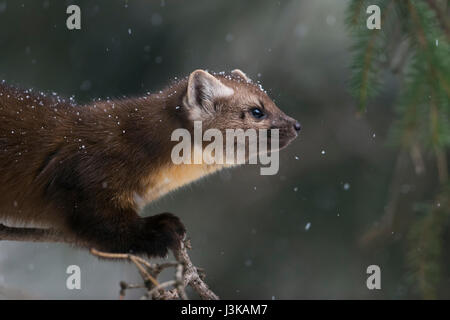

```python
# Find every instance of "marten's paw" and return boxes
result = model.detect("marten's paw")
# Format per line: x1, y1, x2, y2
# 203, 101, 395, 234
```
137, 213, 186, 257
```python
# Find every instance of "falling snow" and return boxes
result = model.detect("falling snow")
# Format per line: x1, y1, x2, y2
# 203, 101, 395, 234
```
305, 222, 311, 231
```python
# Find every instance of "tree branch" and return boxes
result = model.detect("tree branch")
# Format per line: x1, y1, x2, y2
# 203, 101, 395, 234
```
91, 239, 219, 300
0, 223, 219, 300
0, 224, 72, 243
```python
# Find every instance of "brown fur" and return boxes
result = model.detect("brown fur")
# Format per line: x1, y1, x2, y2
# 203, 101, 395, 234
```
0, 70, 300, 256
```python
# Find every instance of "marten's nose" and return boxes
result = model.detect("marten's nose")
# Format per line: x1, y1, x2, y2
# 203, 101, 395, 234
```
293, 122, 302, 132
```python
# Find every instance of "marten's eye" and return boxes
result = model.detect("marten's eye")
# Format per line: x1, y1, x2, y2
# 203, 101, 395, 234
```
250, 107, 265, 119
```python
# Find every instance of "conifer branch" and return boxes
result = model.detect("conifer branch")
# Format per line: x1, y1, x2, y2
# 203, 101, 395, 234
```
348, 0, 450, 298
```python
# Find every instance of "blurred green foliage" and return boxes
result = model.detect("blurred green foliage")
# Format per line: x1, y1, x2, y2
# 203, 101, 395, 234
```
347, 0, 449, 299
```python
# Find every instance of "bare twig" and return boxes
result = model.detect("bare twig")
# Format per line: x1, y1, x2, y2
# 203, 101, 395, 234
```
147, 280, 177, 297
173, 240, 219, 300
91, 239, 219, 300
90, 248, 160, 287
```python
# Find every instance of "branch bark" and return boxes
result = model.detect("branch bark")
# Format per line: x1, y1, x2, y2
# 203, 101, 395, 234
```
0, 224, 70, 243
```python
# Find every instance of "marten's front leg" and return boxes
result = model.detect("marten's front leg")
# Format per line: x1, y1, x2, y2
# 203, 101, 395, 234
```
133, 212, 187, 256
40, 157, 185, 256
66, 206, 186, 257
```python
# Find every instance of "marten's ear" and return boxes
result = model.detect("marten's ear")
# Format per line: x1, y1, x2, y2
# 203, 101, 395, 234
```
231, 69, 252, 83
185, 69, 234, 120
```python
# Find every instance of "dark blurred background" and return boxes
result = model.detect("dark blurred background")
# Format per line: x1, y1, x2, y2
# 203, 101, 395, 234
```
0, 0, 447, 299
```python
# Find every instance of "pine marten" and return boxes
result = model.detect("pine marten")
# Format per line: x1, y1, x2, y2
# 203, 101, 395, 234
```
0, 69, 300, 257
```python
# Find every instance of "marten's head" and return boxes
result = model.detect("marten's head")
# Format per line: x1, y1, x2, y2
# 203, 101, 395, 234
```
181, 69, 301, 152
